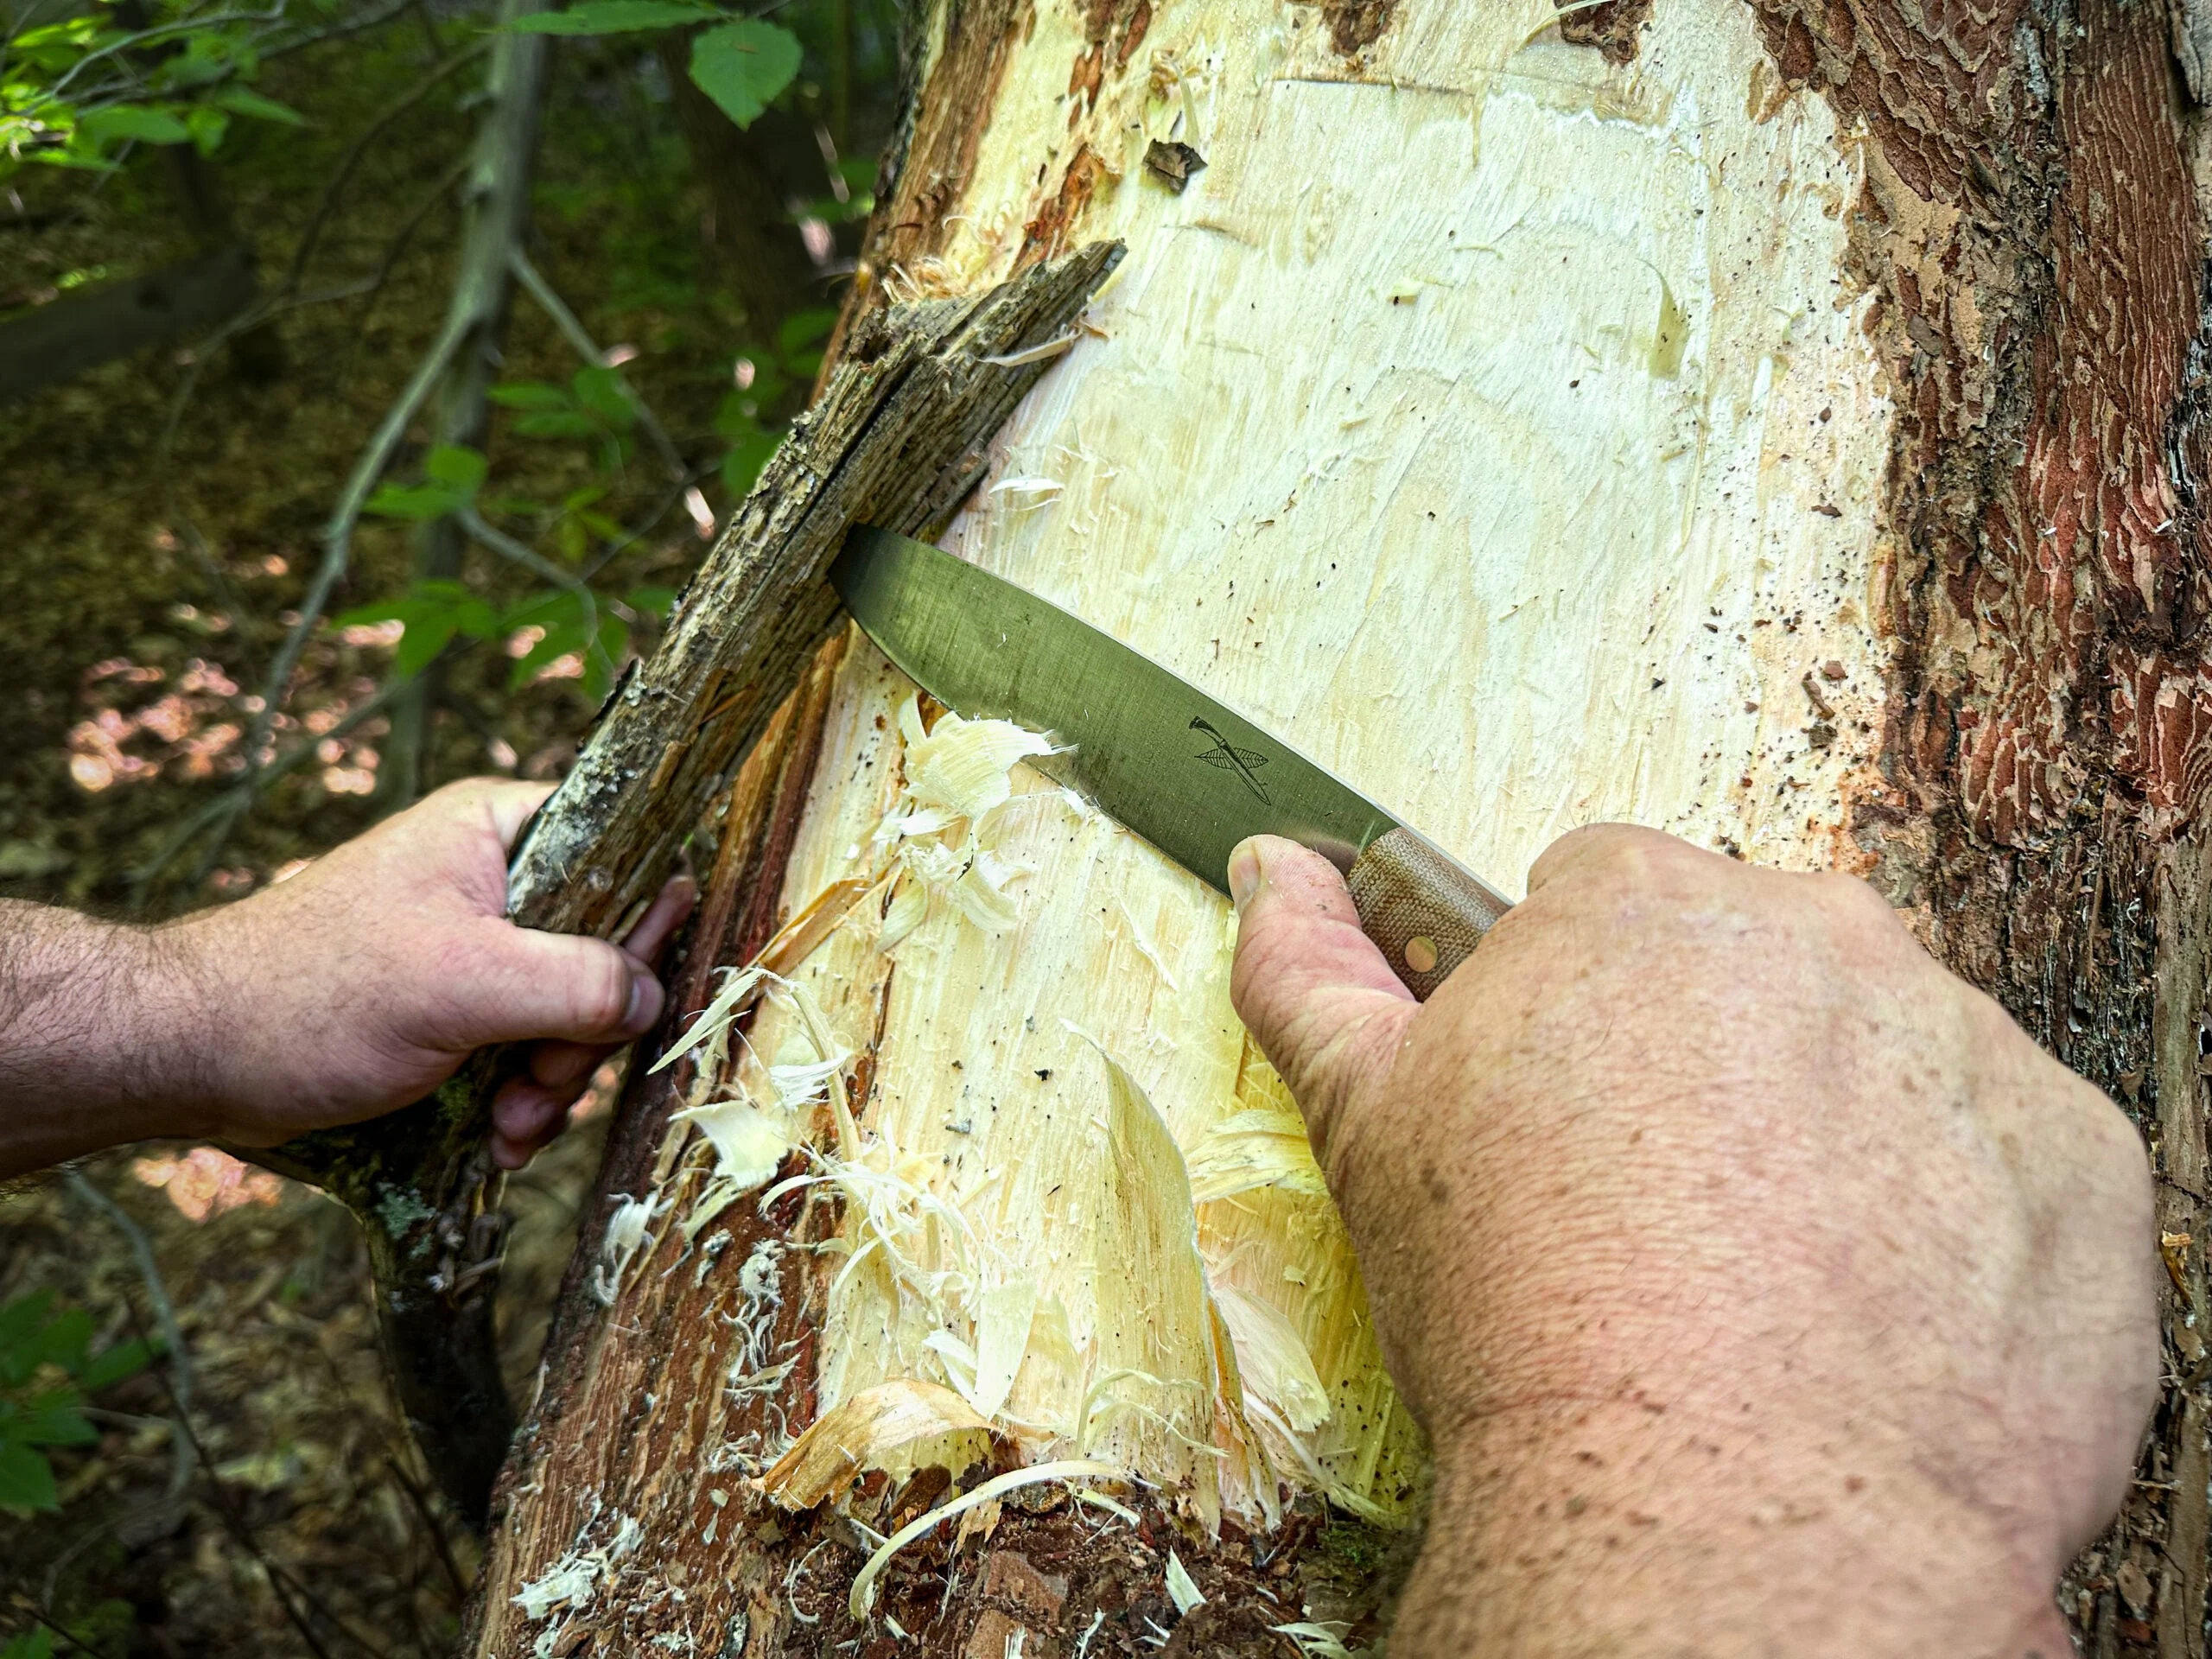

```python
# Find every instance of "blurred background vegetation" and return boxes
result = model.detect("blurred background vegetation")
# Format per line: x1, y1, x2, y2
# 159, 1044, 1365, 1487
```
0, 0, 901, 1649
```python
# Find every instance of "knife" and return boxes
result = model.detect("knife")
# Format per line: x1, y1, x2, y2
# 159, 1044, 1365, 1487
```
828, 525, 1514, 1000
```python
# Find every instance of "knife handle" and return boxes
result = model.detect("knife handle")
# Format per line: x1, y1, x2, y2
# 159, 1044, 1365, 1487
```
1346, 828, 1514, 1001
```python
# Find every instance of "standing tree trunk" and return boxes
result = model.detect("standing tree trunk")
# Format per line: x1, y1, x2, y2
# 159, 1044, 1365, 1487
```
465, 0, 2212, 1652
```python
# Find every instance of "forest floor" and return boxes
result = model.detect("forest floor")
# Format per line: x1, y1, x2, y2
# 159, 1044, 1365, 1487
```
0, 21, 780, 1655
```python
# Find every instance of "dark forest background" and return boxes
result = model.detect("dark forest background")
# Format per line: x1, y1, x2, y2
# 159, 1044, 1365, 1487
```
0, 3, 903, 1649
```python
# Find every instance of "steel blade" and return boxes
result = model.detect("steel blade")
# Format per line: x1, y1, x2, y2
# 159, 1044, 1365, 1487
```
830, 526, 1404, 895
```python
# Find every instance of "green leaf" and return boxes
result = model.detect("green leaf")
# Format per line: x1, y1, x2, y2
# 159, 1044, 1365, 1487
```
75, 105, 191, 147
340, 582, 500, 675
510, 623, 586, 689
2, 1624, 55, 1659
0, 1293, 55, 1360
424, 444, 488, 492
512, 410, 604, 441
13, 1398, 96, 1447
583, 613, 631, 704
0, 1440, 57, 1512
626, 585, 678, 620
17, 1309, 91, 1379
570, 366, 636, 428
392, 616, 459, 677
511, 0, 714, 34
184, 104, 229, 157
362, 482, 464, 521
213, 87, 307, 125
489, 381, 572, 411
775, 307, 836, 359
502, 589, 582, 633
12, 17, 103, 49
720, 428, 782, 496
79, 1338, 154, 1391
687, 20, 802, 130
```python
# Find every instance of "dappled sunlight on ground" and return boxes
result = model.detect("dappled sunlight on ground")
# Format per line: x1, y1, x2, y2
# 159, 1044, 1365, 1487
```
130, 1147, 285, 1223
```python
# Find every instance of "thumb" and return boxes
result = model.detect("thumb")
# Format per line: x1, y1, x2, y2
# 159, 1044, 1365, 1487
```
1227, 835, 1417, 1154
450, 924, 665, 1050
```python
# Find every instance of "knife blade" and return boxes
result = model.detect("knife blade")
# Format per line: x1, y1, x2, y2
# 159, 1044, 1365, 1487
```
829, 525, 1512, 999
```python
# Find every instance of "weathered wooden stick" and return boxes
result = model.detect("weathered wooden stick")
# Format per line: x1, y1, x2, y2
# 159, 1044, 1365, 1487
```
249, 243, 1124, 1528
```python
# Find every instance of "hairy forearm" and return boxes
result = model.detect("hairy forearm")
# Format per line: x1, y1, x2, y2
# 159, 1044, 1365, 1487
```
0, 900, 222, 1177
1395, 1403, 2071, 1659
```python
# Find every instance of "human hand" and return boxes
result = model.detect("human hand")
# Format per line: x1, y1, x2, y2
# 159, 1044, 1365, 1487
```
177, 778, 694, 1169
1227, 825, 2158, 1657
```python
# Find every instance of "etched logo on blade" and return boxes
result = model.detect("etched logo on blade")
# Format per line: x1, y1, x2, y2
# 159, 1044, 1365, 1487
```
1190, 715, 1272, 804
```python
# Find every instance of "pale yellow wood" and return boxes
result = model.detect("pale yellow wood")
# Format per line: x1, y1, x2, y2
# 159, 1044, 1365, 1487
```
647, 0, 1892, 1538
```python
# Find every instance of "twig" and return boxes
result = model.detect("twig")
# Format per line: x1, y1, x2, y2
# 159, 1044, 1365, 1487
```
26, 1610, 99, 1656
385, 1456, 471, 1603
346, 150, 472, 367
48, 2, 289, 99
578, 459, 716, 581
151, 278, 475, 884
103, 1289, 393, 1659
253, 0, 418, 63
283, 39, 488, 302
128, 657, 423, 902
168, 513, 264, 688
227, 307, 473, 790
64, 1170, 195, 1501
456, 504, 609, 683
510, 248, 686, 480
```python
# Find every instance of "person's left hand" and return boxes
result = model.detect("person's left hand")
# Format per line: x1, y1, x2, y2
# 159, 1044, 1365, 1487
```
177, 778, 694, 1168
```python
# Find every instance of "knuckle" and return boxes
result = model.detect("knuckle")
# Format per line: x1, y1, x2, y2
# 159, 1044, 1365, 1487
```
1804, 870, 1912, 950
570, 948, 632, 1032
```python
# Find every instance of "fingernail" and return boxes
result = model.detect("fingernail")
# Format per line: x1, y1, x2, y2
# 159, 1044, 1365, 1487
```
622, 969, 663, 1036
1228, 838, 1262, 912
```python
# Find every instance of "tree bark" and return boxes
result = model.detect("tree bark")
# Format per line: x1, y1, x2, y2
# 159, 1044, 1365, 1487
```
467, 2, 2212, 1654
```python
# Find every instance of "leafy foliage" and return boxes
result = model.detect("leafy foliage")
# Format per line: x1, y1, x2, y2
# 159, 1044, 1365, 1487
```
341, 392, 683, 703
0, 1291, 156, 1516
334, 580, 672, 704
489, 365, 641, 467
714, 304, 835, 493
1, 3, 313, 180
509, 0, 718, 33
686, 20, 804, 128
507, 3, 801, 130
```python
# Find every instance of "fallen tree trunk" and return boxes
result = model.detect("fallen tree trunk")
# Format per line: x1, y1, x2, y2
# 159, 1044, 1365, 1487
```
468, 0, 2212, 1653
0, 244, 257, 404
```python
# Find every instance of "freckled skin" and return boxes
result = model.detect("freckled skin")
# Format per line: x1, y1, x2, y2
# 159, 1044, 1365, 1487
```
1227, 824, 2159, 1659
0, 779, 694, 1177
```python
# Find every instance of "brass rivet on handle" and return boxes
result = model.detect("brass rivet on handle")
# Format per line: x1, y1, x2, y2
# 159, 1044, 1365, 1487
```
1403, 935, 1439, 975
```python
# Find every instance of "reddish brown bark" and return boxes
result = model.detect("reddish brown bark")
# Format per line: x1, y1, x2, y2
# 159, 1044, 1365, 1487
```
1747, 0, 2212, 1649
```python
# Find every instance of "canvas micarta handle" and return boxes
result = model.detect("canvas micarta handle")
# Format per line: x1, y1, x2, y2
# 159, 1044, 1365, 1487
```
1345, 827, 1514, 1000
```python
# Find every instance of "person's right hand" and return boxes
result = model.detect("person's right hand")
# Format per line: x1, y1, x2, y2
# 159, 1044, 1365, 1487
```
1227, 824, 2159, 1658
